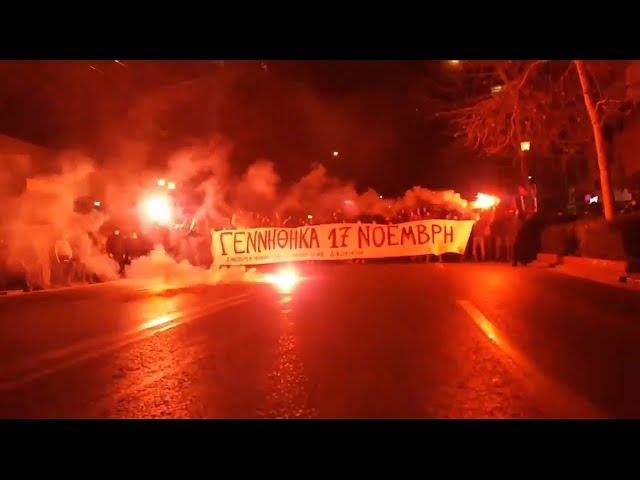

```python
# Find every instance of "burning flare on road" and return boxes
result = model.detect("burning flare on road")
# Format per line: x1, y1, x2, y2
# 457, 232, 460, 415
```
264, 267, 300, 294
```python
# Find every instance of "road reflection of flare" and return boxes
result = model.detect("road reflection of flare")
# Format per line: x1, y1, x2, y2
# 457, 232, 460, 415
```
280, 295, 293, 314
90, 296, 198, 418
259, 293, 317, 418
139, 313, 176, 331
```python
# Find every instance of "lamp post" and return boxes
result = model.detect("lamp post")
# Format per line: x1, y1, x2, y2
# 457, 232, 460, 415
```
519, 140, 537, 212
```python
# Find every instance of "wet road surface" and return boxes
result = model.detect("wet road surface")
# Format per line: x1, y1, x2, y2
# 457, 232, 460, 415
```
1, 262, 640, 418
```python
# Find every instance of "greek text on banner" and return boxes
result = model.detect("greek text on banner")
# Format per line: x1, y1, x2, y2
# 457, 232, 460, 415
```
211, 220, 474, 266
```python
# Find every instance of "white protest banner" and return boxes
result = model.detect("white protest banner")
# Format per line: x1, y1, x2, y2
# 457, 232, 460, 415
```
211, 220, 474, 266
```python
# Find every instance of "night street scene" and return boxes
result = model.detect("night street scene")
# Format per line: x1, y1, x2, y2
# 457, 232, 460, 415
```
2, 59, 640, 420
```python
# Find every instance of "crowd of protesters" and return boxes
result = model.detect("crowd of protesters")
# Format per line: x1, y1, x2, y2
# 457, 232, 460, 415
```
1, 196, 541, 292
471, 204, 520, 264
223, 200, 540, 267
0, 227, 109, 292
227, 204, 470, 230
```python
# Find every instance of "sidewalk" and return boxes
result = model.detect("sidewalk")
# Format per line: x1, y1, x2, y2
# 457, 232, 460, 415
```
532, 253, 640, 290
0, 278, 146, 297
0, 289, 24, 296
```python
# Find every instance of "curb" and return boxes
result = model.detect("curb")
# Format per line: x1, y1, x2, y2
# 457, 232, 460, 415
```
537, 253, 627, 272
0, 280, 123, 298
536, 253, 640, 285
619, 275, 640, 284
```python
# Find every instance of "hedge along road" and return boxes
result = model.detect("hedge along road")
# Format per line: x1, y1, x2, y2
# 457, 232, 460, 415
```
540, 211, 640, 266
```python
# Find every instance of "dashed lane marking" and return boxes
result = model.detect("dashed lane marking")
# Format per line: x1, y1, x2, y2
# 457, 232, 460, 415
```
457, 299, 606, 418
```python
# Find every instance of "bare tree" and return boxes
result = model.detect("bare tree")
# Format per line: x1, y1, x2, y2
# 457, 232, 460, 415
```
439, 60, 632, 220
574, 60, 615, 220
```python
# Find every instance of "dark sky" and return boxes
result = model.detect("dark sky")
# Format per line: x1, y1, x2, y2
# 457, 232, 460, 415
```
0, 60, 492, 196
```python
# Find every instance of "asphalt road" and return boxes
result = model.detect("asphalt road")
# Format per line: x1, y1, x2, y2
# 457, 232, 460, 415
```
1, 262, 640, 418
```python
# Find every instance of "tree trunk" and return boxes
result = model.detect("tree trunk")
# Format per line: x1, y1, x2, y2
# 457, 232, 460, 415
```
574, 60, 615, 221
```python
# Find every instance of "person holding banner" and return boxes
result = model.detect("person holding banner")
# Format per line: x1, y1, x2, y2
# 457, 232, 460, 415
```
211, 218, 474, 267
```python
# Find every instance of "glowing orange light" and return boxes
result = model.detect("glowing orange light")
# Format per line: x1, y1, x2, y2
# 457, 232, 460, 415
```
114, 230, 120, 236
167, 181, 176, 190
265, 268, 299, 294
94, 200, 101, 207
448, 60, 461, 65
139, 313, 176, 331
472, 193, 500, 210
307, 214, 313, 220
333, 151, 339, 157
141, 194, 173, 225
157, 178, 166, 187
379, 195, 383, 199
520, 141, 531, 152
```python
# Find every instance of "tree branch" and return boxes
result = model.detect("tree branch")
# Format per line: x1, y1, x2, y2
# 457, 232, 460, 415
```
517, 60, 547, 91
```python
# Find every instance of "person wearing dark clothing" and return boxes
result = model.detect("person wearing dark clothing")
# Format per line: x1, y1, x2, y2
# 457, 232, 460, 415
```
106, 230, 127, 276
620, 216, 640, 276
512, 213, 541, 266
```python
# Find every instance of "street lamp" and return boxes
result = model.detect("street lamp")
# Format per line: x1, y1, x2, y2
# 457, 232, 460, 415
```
518, 140, 532, 181
519, 140, 536, 212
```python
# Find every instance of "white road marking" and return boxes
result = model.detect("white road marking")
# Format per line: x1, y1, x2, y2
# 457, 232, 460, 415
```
0, 294, 249, 391
457, 299, 606, 418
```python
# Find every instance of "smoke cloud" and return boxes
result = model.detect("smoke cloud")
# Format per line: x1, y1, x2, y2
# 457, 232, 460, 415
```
0, 152, 120, 288
126, 246, 264, 288
1, 62, 473, 291
1, 134, 473, 291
